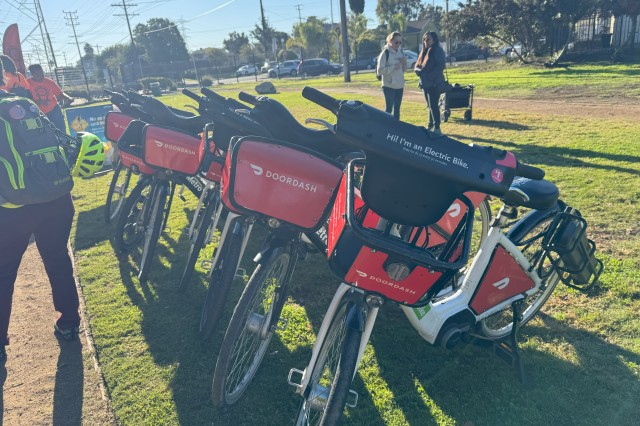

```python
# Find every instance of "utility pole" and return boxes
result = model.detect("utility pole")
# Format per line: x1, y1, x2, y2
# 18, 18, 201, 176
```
259, 0, 270, 60
445, 0, 452, 64
63, 11, 92, 99
295, 4, 304, 62
94, 45, 101, 55
339, 0, 350, 82
112, 0, 143, 78
34, 0, 61, 85
180, 20, 199, 86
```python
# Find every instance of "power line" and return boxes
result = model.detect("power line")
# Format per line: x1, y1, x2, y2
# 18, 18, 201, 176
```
63, 10, 92, 98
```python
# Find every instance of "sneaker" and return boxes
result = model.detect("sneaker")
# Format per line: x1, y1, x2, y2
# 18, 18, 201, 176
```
54, 323, 79, 341
0, 345, 6, 363
433, 127, 442, 135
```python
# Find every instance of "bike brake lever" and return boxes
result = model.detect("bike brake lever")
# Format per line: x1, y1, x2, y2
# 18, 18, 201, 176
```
304, 118, 336, 132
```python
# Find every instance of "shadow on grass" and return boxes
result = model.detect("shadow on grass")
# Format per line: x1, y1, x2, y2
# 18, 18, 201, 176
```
446, 118, 533, 131
447, 132, 640, 176
339, 302, 640, 425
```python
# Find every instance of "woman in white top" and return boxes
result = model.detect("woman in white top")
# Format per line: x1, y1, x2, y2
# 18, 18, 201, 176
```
377, 31, 407, 120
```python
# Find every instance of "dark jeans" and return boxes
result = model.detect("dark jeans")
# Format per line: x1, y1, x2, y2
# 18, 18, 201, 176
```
423, 86, 441, 129
382, 86, 404, 120
46, 104, 67, 133
0, 193, 79, 346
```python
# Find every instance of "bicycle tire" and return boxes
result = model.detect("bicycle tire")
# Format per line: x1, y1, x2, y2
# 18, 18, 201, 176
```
478, 208, 561, 339
179, 189, 220, 291
211, 247, 293, 407
113, 176, 152, 254
295, 295, 363, 426
198, 217, 247, 340
138, 181, 169, 281
104, 162, 133, 223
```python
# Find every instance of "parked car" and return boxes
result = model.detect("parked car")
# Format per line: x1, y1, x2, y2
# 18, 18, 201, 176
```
268, 60, 301, 78
297, 58, 341, 76
261, 61, 277, 73
236, 64, 258, 76
349, 56, 375, 71
403, 50, 418, 68
446, 44, 489, 62
373, 50, 418, 70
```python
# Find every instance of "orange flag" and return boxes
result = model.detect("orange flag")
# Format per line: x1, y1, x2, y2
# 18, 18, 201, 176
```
3, 24, 27, 75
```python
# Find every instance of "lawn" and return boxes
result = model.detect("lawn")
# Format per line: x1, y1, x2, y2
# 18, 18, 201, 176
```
71, 61, 639, 425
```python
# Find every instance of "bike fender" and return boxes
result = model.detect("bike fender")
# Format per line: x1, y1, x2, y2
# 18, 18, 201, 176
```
506, 202, 562, 243
345, 301, 366, 332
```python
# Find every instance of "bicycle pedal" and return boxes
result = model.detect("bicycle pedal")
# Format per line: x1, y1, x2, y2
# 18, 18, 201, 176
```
346, 389, 358, 408
287, 368, 304, 391
493, 341, 518, 367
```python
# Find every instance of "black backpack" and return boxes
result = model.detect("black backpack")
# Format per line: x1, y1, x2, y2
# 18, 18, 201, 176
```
0, 92, 73, 207
376, 49, 390, 81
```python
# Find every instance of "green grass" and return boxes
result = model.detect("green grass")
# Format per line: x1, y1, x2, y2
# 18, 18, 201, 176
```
71, 62, 639, 425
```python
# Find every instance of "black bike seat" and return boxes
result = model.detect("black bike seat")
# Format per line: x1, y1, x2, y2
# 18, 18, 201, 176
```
250, 97, 350, 159
502, 177, 559, 210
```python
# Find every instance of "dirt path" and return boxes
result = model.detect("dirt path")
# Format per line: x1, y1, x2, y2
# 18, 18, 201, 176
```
1, 243, 116, 425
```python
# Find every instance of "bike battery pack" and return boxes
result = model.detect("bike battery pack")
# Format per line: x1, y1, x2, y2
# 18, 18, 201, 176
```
543, 208, 602, 286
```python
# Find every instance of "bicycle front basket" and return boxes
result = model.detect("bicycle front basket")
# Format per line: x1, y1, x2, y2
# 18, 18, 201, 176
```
221, 136, 343, 231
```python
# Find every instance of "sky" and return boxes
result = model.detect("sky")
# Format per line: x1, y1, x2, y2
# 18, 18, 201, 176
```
0, 0, 383, 66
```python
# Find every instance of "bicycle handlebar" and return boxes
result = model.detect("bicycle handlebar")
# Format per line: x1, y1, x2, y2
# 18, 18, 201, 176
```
516, 162, 544, 180
181, 88, 201, 103
301, 86, 340, 115
200, 87, 226, 102
238, 91, 258, 106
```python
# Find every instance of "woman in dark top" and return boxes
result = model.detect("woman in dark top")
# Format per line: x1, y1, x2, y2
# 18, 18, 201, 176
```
415, 32, 446, 134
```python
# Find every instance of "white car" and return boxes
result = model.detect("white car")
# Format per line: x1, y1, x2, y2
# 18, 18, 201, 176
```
268, 60, 301, 78
236, 64, 258, 76
403, 50, 418, 68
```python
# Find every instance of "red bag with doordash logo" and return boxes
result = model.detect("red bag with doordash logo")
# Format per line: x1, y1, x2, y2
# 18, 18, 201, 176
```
221, 137, 343, 231
142, 124, 204, 175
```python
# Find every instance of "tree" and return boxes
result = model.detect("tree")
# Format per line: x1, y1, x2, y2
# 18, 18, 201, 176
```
292, 17, 330, 59
134, 18, 189, 63
446, 0, 600, 62
376, 0, 426, 24
83, 43, 94, 57
223, 31, 250, 54
349, 0, 365, 15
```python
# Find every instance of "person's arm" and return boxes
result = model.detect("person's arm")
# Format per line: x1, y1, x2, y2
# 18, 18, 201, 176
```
55, 91, 74, 106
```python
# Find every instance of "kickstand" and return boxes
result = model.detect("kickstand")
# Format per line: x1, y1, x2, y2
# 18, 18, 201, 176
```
492, 299, 529, 386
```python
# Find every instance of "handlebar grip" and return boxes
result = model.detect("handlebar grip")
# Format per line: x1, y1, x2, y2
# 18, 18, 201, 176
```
181, 88, 201, 103
516, 162, 545, 180
301, 86, 339, 115
127, 91, 147, 104
200, 87, 226, 102
238, 91, 258, 105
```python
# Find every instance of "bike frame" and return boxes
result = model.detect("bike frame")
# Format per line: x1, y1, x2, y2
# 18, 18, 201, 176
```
292, 204, 549, 395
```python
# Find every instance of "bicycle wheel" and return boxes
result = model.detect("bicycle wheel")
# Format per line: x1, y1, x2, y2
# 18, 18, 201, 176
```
478, 209, 561, 339
104, 162, 133, 224
138, 181, 170, 281
295, 294, 363, 426
198, 217, 247, 340
211, 247, 293, 407
179, 189, 220, 291
113, 176, 152, 254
